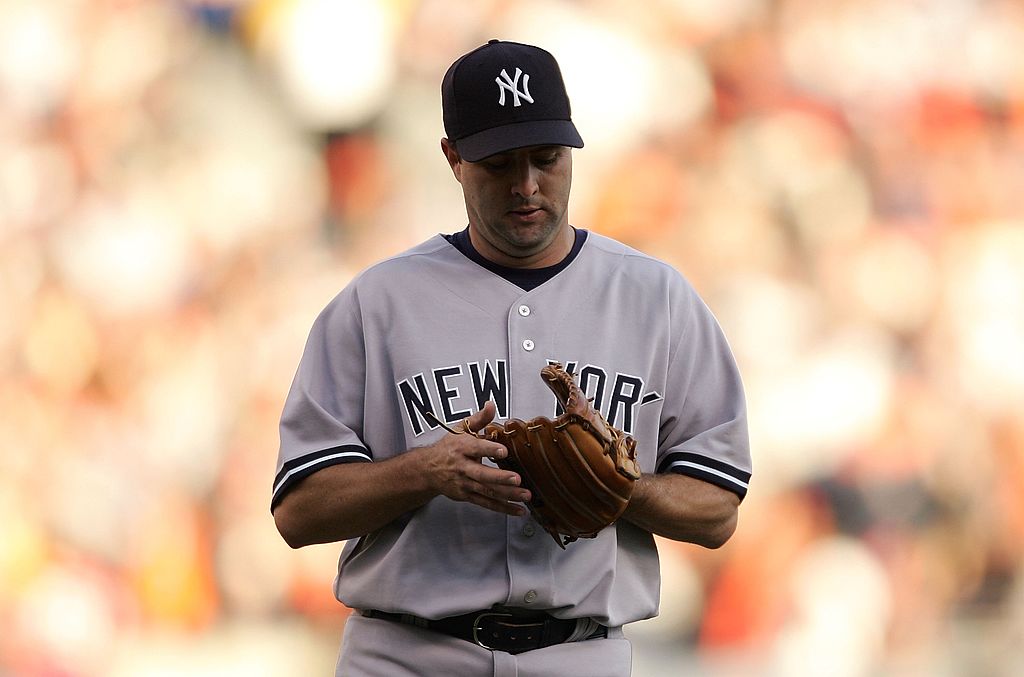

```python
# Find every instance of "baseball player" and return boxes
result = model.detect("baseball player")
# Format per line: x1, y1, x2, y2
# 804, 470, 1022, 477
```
272, 40, 751, 676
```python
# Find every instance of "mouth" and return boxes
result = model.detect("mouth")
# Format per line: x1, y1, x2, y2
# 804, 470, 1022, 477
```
508, 206, 544, 222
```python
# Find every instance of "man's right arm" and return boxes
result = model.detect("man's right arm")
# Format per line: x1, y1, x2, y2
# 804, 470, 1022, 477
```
273, 401, 530, 548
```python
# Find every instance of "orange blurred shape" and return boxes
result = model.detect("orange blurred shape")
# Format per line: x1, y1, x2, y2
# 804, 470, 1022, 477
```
0, 511, 50, 602
698, 490, 831, 648
288, 575, 353, 620
914, 88, 987, 140
589, 146, 686, 245
286, 543, 352, 620
129, 494, 219, 630
21, 286, 99, 397
324, 133, 389, 225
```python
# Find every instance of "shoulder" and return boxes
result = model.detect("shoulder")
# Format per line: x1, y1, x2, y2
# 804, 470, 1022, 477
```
355, 235, 457, 283
316, 235, 460, 320
583, 232, 679, 272
580, 231, 695, 293
340, 234, 469, 296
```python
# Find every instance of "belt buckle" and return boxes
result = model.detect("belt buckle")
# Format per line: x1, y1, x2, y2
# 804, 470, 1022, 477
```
479, 606, 552, 651
471, 611, 516, 650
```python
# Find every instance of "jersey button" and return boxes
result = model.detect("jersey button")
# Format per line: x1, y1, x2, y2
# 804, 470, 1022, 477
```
518, 304, 531, 317
522, 339, 535, 351
523, 523, 536, 537
524, 590, 538, 604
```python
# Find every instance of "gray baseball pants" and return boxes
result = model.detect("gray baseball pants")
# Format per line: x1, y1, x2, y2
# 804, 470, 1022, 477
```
336, 614, 632, 676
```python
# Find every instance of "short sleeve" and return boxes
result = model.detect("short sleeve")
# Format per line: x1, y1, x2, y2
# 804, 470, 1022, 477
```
272, 285, 373, 510
656, 280, 751, 499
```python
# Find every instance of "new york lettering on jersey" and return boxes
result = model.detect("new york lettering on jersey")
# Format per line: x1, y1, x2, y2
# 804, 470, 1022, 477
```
396, 359, 663, 436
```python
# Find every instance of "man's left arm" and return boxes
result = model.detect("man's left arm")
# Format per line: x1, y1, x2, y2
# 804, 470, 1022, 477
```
621, 473, 740, 549
623, 274, 749, 549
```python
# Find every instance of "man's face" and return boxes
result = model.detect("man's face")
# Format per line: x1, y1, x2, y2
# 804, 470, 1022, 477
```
443, 143, 573, 266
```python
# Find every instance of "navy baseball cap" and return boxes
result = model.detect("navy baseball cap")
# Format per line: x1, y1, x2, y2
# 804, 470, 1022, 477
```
442, 40, 584, 162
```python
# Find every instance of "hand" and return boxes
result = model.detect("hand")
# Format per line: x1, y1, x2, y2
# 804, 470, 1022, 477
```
417, 401, 531, 515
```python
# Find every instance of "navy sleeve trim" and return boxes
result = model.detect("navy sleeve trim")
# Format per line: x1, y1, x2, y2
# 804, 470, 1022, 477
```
657, 451, 751, 500
271, 445, 372, 510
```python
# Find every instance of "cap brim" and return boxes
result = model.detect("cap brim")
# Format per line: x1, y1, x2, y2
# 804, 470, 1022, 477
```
455, 120, 584, 162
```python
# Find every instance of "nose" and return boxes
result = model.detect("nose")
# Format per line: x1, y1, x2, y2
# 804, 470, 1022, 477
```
510, 158, 539, 198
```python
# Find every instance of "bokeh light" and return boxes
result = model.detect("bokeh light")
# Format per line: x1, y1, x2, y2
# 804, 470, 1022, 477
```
2, 1, 1023, 675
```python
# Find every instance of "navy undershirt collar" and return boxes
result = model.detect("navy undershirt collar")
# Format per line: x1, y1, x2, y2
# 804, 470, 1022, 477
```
444, 227, 588, 291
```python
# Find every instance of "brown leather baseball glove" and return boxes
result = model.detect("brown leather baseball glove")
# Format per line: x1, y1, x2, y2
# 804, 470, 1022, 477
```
435, 362, 642, 548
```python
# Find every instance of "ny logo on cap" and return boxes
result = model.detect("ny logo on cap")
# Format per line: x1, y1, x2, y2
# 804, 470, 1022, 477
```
496, 68, 533, 107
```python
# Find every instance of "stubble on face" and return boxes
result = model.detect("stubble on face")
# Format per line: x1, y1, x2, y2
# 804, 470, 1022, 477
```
458, 146, 574, 268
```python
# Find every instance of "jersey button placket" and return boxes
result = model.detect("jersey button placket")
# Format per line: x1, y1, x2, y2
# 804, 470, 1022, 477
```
516, 304, 535, 352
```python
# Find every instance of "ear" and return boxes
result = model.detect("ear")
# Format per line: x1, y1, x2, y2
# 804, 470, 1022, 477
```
440, 138, 463, 183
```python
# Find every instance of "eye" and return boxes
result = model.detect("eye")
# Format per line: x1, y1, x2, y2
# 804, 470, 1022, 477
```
533, 150, 561, 166
481, 158, 510, 172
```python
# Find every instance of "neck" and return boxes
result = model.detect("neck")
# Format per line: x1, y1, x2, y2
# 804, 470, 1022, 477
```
467, 224, 575, 269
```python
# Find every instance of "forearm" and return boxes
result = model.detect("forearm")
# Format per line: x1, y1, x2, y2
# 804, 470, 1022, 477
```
274, 403, 529, 549
273, 449, 436, 548
621, 473, 740, 548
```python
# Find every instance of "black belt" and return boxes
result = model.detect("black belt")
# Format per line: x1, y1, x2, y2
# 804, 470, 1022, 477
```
360, 607, 607, 655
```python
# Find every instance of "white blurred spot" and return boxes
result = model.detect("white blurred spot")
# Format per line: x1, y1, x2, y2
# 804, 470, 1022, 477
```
0, 3, 78, 117
944, 222, 1024, 413
15, 566, 118, 675
774, 536, 891, 677
780, 0, 980, 108
851, 230, 938, 333
495, 1, 713, 161
52, 193, 192, 317
749, 326, 896, 486
255, 0, 398, 130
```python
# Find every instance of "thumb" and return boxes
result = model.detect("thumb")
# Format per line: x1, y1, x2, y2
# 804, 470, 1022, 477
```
464, 400, 497, 432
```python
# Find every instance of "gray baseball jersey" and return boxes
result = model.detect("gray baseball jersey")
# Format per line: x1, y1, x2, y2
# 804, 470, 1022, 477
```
273, 231, 751, 629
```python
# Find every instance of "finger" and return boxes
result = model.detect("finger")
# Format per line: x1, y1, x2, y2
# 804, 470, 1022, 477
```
473, 465, 523, 488
474, 497, 528, 516
467, 488, 530, 516
462, 472, 527, 500
457, 437, 508, 462
464, 400, 497, 433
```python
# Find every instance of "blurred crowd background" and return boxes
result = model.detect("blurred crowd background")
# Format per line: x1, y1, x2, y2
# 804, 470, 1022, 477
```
2, 0, 1023, 675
